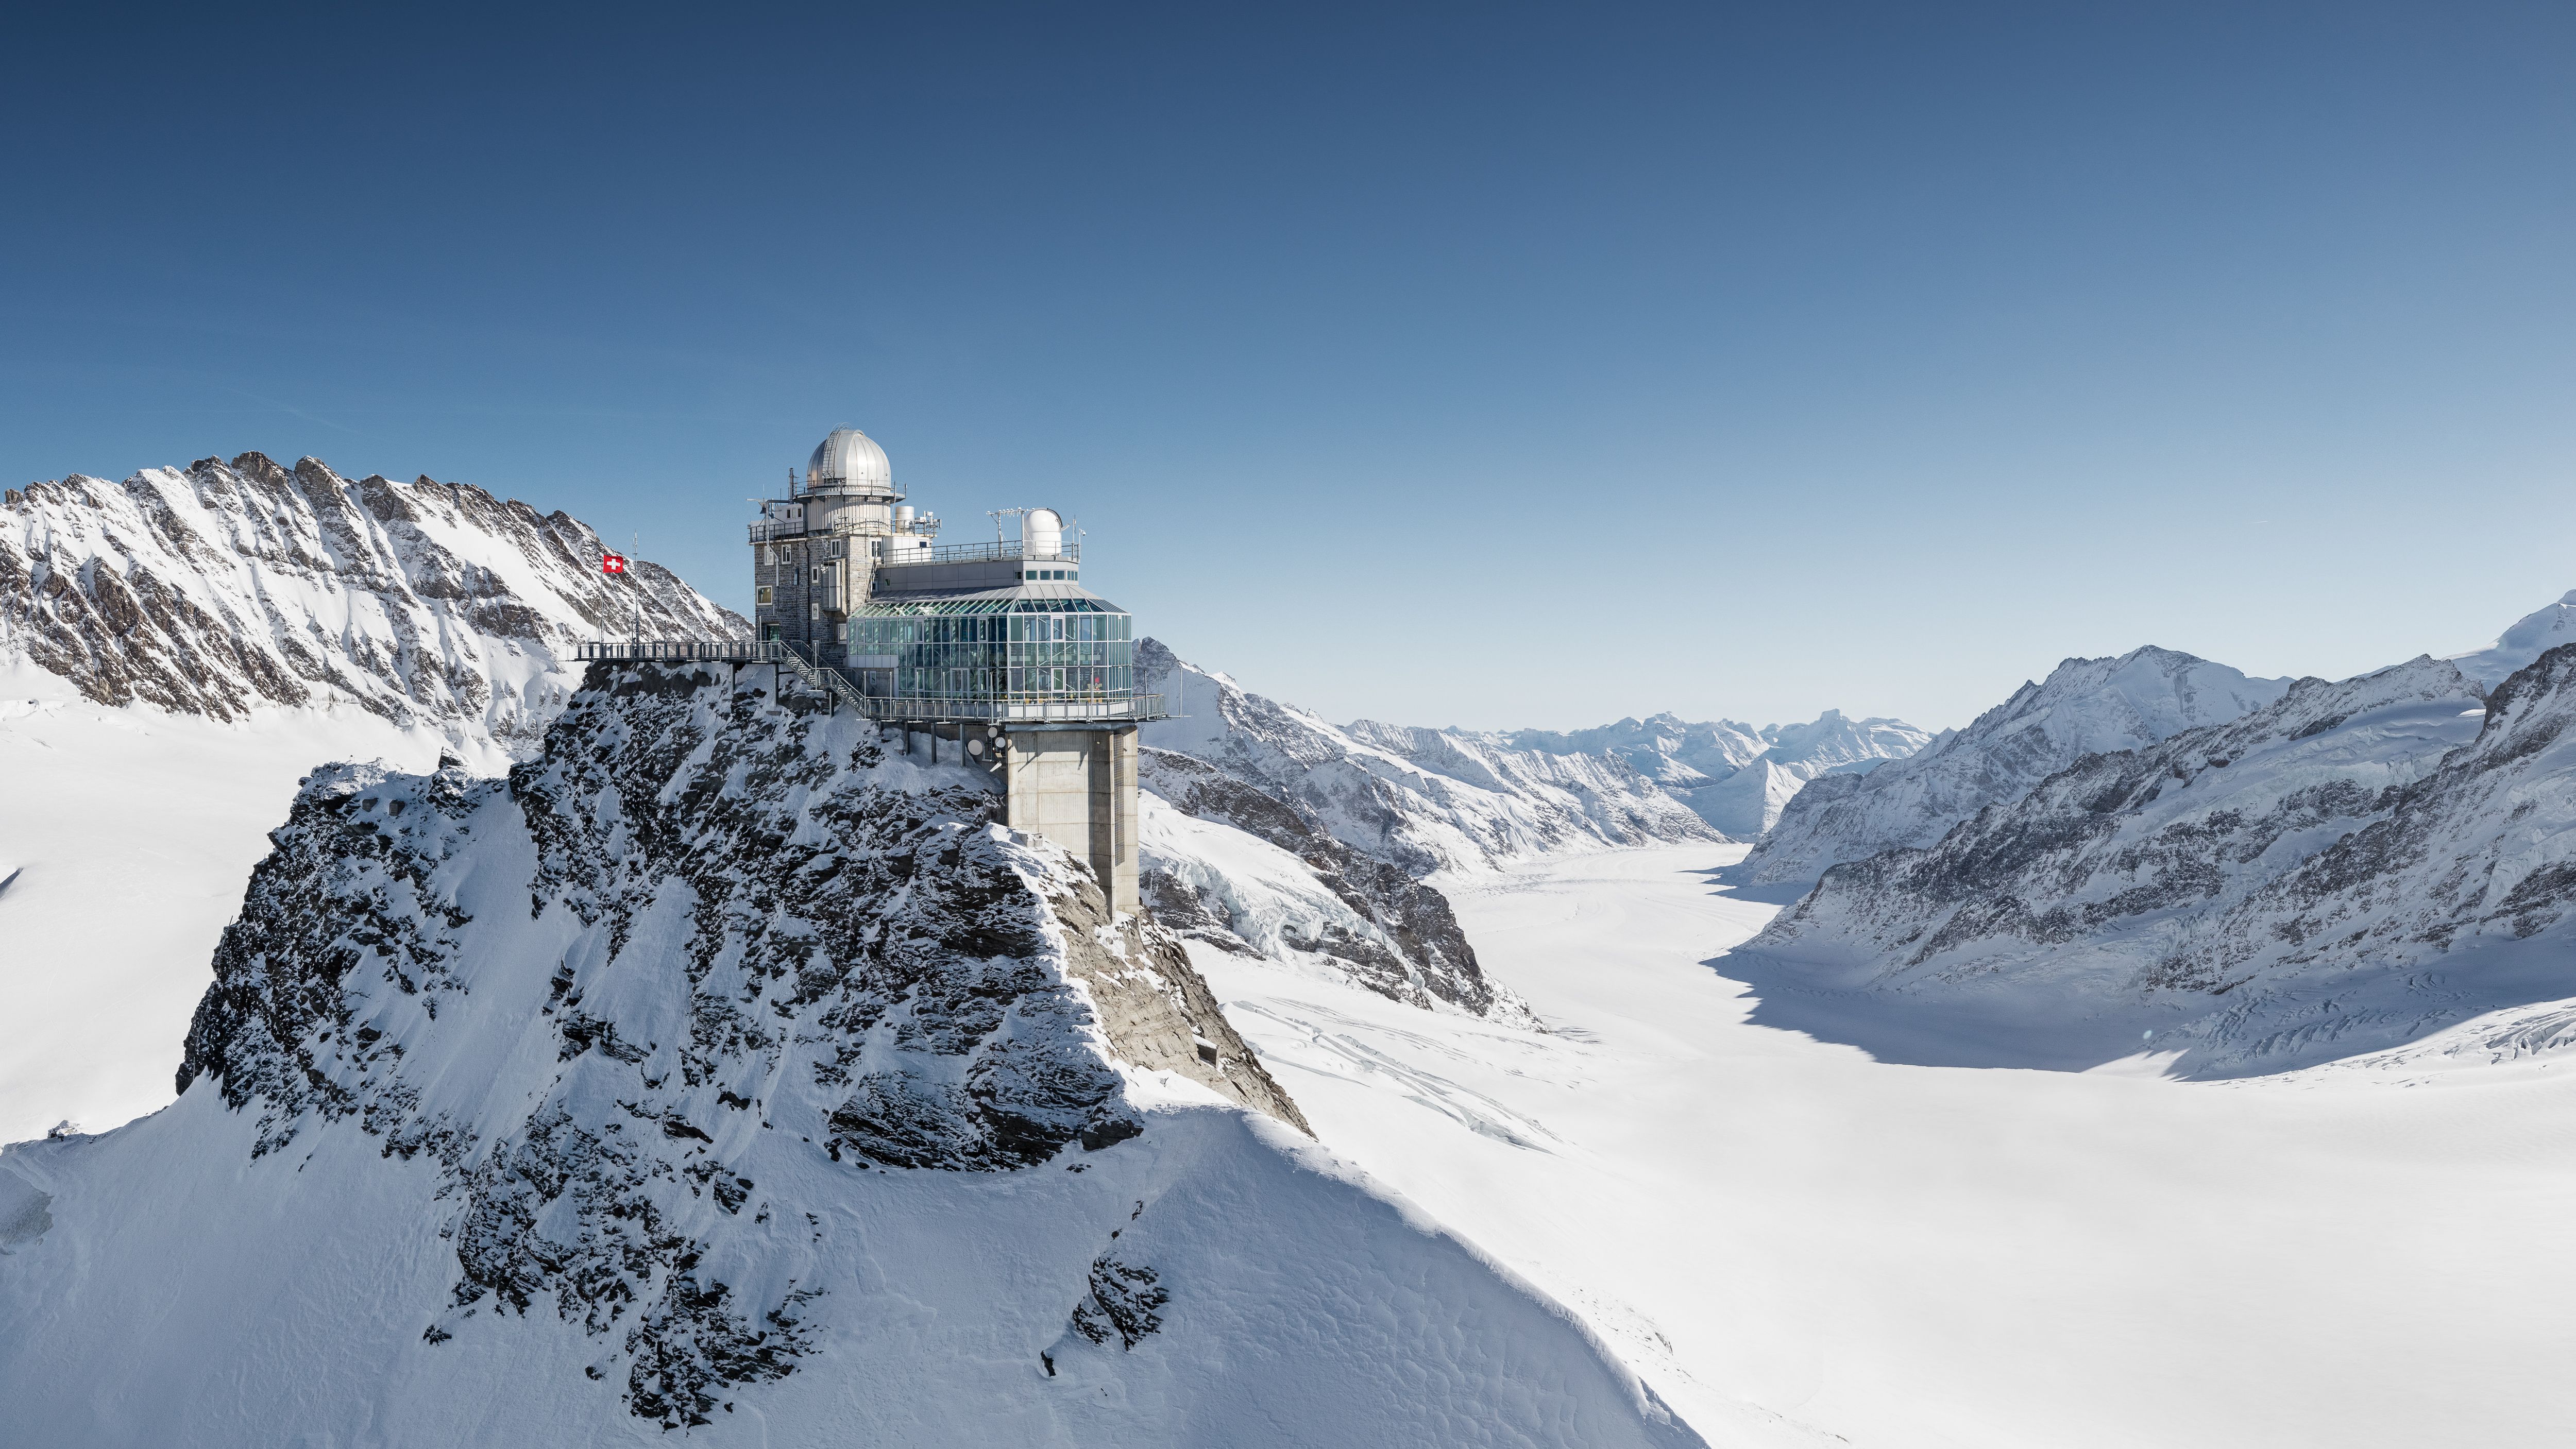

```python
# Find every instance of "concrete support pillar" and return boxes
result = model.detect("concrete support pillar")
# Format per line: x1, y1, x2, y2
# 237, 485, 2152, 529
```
1003, 725, 1140, 916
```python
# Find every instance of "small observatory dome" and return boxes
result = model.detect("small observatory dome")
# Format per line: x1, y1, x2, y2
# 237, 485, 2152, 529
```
1025, 507, 1064, 558
806, 427, 895, 494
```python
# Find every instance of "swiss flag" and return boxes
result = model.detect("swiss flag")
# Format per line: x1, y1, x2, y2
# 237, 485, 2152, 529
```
601, 552, 628, 576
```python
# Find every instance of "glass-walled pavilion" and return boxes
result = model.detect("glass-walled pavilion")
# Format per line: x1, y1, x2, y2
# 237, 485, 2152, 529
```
846, 594, 1145, 719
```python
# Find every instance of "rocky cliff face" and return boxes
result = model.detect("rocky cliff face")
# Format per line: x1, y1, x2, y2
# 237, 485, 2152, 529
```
1131, 639, 1709, 1023
1737, 646, 2292, 885
1138, 748, 1537, 1026
1744, 651, 2576, 1074
0, 452, 743, 752
172, 661, 1301, 1421
0, 661, 1704, 1447
1505, 710, 1932, 837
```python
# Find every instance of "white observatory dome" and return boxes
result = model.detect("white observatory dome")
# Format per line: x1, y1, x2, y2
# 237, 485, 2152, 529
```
806, 427, 895, 494
1025, 507, 1064, 558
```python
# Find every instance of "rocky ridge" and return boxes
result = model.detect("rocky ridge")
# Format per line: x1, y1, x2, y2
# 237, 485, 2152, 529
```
1737, 645, 2293, 885
1138, 747, 1537, 1026
1746, 650, 2576, 1073
1132, 639, 1710, 1021
0, 661, 1705, 1447
174, 661, 1298, 1422
1, 452, 743, 752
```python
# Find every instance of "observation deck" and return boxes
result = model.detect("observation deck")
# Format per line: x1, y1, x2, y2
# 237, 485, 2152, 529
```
574, 639, 1164, 728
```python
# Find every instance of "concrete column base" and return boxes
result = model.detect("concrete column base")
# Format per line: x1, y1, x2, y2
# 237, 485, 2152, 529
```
1002, 726, 1139, 915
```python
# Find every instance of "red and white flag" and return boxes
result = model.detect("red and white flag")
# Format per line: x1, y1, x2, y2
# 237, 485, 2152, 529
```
601, 552, 628, 576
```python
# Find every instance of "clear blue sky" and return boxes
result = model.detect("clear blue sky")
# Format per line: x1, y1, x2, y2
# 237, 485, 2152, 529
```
7, 3, 2571, 730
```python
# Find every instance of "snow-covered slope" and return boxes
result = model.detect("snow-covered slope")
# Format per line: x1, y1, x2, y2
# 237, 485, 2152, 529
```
2448, 586, 2576, 689
1195, 842, 2576, 1449
1506, 711, 1933, 837
1740, 650, 2576, 1075
0, 662, 1703, 1448
1130, 639, 1707, 1023
1736, 646, 2293, 885
0, 452, 746, 1144
1138, 639, 1717, 877
1, 452, 744, 752
1139, 748, 1539, 1027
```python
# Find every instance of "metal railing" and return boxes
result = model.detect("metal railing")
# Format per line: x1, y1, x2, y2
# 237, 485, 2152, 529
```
574, 640, 1159, 724
772, 639, 872, 714
855, 693, 1164, 724
740, 520, 1076, 568
880, 538, 1078, 568
577, 640, 764, 662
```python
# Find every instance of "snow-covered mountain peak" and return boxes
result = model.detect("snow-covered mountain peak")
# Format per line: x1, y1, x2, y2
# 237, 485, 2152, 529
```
1736, 644, 2293, 884
1, 451, 744, 756
1501, 708, 1931, 837
1737, 647, 2574, 1077
2449, 586, 2576, 689
0, 660, 1706, 1446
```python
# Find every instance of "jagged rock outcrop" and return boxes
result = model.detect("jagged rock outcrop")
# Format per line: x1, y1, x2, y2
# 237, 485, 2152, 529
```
1737, 645, 2292, 884
1742, 652, 2576, 1073
1, 453, 743, 751
1504, 709, 1931, 837
0, 661, 1706, 1447
171, 660, 1297, 1422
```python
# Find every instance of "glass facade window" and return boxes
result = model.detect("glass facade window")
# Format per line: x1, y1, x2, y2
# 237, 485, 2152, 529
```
849, 596, 1137, 707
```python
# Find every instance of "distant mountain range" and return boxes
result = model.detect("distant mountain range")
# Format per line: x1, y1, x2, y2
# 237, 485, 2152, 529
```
1731, 592, 2576, 1079
1502, 710, 1934, 837
1133, 639, 1718, 1025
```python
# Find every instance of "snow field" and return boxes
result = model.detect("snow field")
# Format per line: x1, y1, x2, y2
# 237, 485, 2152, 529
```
0, 1055, 1702, 1446
1195, 844, 2576, 1449
0, 675, 484, 1143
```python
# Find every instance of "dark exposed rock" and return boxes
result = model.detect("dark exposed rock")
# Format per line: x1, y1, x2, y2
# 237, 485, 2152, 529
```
1139, 746, 1512, 1021
174, 662, 1304, 1423
1069, 1247, 1168, 1350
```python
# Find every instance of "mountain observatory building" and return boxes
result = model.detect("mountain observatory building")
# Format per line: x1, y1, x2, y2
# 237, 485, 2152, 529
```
739, 425, 1161, 913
